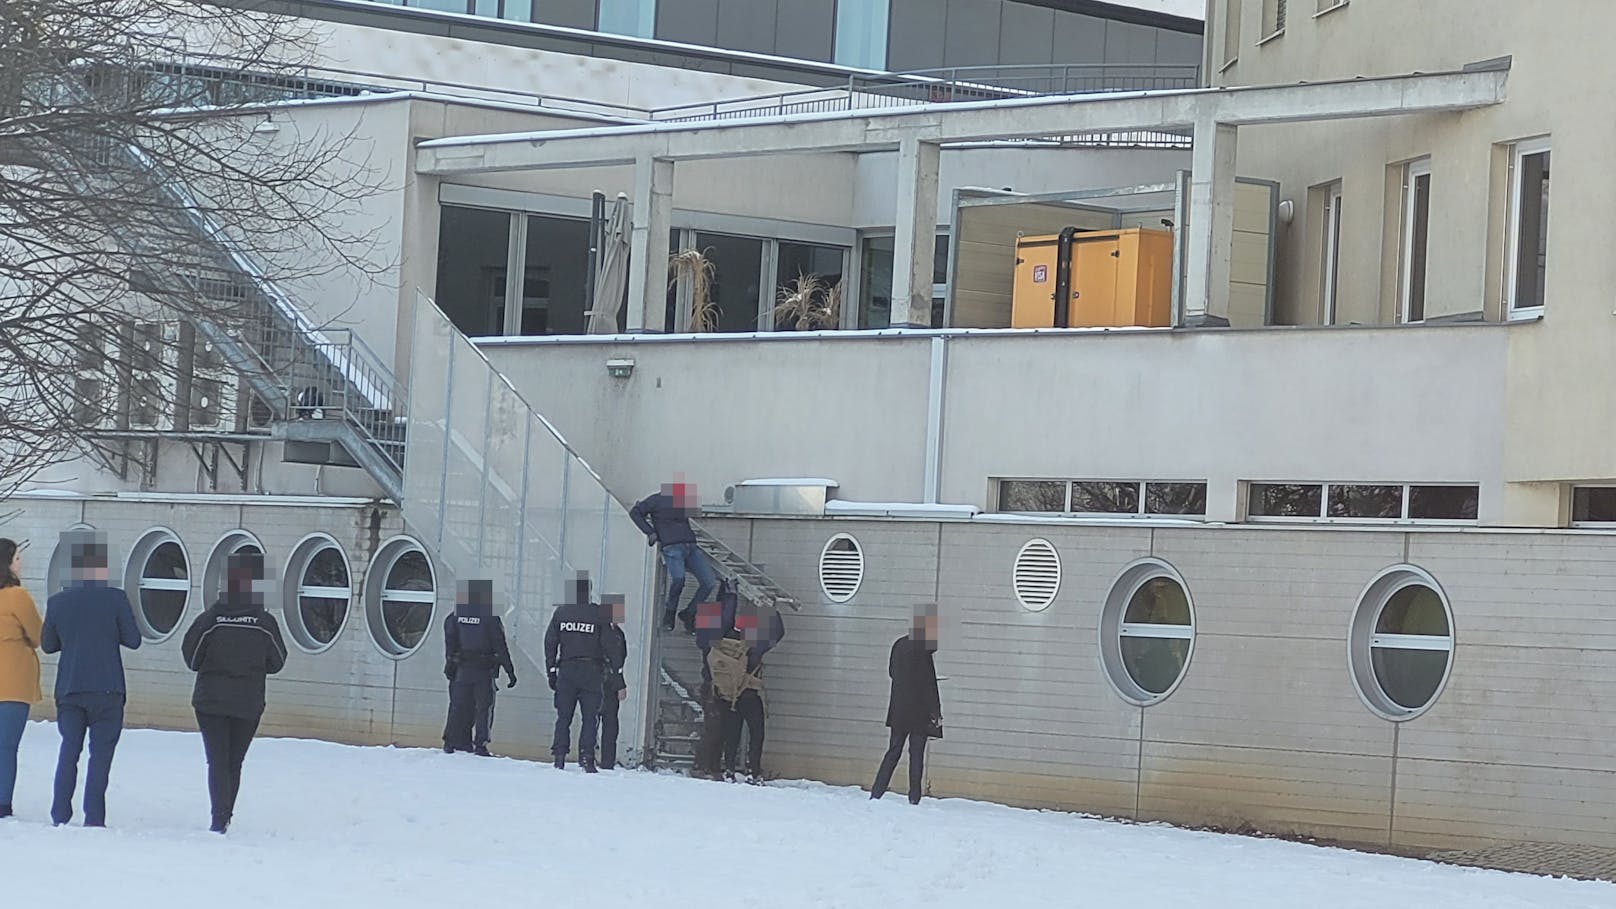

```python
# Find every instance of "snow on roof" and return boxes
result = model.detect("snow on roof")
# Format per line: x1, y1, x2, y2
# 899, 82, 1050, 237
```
824, 501, 979, 520
735, 478, 839, 487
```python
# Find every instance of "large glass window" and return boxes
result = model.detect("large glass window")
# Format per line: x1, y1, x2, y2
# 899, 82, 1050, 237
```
1349, 567, 1454, 720
1507, 139, 1551, 317
1571, 487, 1616, 526
599, 0, 656, 37
772, 242, 845, 331
434, 206, 510, 338
833, 0, 890, 69
1100, 560, 1195, 705
1249, 483, 1478, 522
698, 233, 764, 333
858, 234, 948, 329
521, 214, 593, 335
995, 479, 1209, 519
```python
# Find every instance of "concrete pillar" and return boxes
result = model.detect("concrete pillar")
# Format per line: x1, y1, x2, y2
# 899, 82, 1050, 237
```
890, 137, 942, 329
1182, 118, 1238, 328
626, 156, 674, 333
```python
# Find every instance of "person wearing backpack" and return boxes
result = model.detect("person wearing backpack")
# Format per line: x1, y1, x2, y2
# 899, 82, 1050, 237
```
870, 604, 943, 805
710, 600, 785, 783
180, 550, 288, 833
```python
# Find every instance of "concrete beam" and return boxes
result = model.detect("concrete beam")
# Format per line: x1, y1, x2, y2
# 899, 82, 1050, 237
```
624, 157, 673, 333
415, 66, 1509, 176
890, 138, 941, 329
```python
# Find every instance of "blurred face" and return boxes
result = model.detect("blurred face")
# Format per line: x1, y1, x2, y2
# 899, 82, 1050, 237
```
609, 600, 626, 625
912, 611, 939, 648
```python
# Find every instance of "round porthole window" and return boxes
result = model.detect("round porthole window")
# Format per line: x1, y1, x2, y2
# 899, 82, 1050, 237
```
201, 530, 264, 606
819, 533, 864, 603
1349, 565, 1455, 721
283, 534, 353, 653
1013, 539, 1061, 611
125, 529, 191, 642
364, 537, 435, 658
1099, 559, 1195, 705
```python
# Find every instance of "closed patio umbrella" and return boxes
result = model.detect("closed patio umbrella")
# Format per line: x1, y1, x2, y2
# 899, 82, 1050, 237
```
587, 193, 631, 334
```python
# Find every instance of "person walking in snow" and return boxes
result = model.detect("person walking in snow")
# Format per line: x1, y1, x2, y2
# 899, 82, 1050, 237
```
41, 531, 140, 828
0, 538, 43, 820
180, 551, 288, 834
630, 477, 716, 633
870, 604, 943, 806
442, 579, 516, 757
544, 572, 617, 772
595, 593, 629, 770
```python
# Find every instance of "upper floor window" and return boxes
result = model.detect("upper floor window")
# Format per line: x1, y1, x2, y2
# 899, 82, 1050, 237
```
598, 0, 655, 39
997, 479, 1209, 518
833, 0, 889, 70
1399, 159, 1432, 323
1505, 137, 1551, 319
1247, 482, 1479, 523
1570, 486, 1616, 527
1262, 0, 1287, 38
1316, 0, 1348, 13
1221, 0, 1242, 67
1320, 181, 1344, 325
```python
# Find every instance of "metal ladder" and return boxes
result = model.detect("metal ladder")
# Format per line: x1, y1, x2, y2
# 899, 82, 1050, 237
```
691, 521, 799, 613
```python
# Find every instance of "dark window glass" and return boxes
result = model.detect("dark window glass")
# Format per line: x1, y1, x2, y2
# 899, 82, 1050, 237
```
531, 0, 596, 28
1371, 584, 1451, 710
998, 480, 1066, 512
655, 0, 719, 47
140, 541, 189, 636
1071, 481, 1140, 514
773, 242, 845, 331
1145, 483, 1208, 516
299, 548, 351, 647
1406, 171, 1431, 322
715, 0, 777, 55
1120, 577, 1192, 695
1249, 483, 1323, 517
1573, 488, 1616, 524
694, 233, 763, 332
887, 0, 946, 71
934, 234, 950, 286
382, 551, 434, 651
860, 236, 895, 329
1328, 484, 1403, 519
522, 214, 592, 335
942, 0, 1001, 67
1124, 577, 1191, 626
1512, 149, 1551, 312
435, 206, 511, 337
1408, 485, 1479, 521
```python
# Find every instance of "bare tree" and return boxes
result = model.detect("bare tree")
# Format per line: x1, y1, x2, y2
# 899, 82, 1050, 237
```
0, 0, 390, 493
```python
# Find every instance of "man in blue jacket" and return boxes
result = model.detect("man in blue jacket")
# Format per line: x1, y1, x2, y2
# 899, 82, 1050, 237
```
630, 477, 716, 633
40, 532, 141, 828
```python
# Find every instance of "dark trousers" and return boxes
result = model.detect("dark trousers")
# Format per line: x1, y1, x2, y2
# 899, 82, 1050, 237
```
598, 688, 621, 769
195, 711, 261, 823
444, 673, 496, 750
694, 683, 727, 775
52, 692, 125, 826
871, 729, 928, 804
722, 690, 766, 776
552, 663, 603, 760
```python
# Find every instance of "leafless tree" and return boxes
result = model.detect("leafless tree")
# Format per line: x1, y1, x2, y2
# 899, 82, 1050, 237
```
0, 0, 390, 494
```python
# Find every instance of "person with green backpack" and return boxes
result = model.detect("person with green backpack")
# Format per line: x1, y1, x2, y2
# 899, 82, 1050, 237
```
696, 585, 784, 782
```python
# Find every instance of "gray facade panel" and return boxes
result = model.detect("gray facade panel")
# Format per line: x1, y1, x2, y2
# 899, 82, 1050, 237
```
1102, 19, 1157, 65
655, 0, 720, 49
1052, 10, 1108, 65
1155, 27, 1204, 66
887, 0, 948, 71
714, 0, 778, 56
997, 2, 1056, 66
774, 0, 836, 63
943, 0, 1004, 68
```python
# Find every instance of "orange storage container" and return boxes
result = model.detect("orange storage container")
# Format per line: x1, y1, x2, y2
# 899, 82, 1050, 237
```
1011, 227, 1174, 329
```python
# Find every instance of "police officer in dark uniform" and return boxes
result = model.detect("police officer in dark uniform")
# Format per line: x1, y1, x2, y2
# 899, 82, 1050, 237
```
596, 594, 630, 770
443, 579, 516, 757
544, 572, 615, 772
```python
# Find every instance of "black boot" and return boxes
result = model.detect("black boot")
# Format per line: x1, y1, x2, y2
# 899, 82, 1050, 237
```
582, 756, 598, 774
473, 744, 492, 757
678, 608, 697, 634
0, 803, 12, 818
210, 815, 231, 834
553, 754, 565, 770
443, 744, 456, 754
660, 611, 676, 632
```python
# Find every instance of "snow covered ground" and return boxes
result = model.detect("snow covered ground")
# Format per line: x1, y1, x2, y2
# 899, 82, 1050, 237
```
2, 722, 1613, 908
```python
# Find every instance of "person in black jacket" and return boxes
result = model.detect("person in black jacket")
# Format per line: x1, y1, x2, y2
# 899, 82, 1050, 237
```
595, 593, 629, 770
442, 579, 516, 757
545, 572, 613, 772
629, 478, 716, 633
870, 603, 942, 806
180, 551, 287, 833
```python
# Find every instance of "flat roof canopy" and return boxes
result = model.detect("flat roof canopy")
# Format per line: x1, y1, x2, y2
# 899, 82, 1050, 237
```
416, 61, 1510, 175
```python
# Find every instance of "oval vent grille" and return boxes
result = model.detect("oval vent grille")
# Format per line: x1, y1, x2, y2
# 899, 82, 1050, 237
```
1013, 539, 1061, 611
819, 533, 865, 603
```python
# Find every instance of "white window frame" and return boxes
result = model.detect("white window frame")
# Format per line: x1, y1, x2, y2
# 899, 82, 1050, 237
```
1399, 158, 1433, 324
1246, 482, 1480, 525
1569, 484, 1616, 528
1100, 559, 1196, 707
1348, 565, 1455, 721
1321, 182, 1344, 325
1504, 137, 1552, 321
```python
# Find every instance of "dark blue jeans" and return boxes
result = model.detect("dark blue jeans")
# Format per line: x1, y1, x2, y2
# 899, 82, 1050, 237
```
661, 542, 716, 619
552, 663, 603, 762
0, 701, 29, 809
53, 692, 125, 826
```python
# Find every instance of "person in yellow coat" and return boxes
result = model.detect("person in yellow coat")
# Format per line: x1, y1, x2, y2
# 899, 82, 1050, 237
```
0, 538, 43, 820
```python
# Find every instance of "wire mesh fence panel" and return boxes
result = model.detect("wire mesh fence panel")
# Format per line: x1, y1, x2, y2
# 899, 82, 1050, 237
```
401, 295, 452, 544
476, 377, 528, 609
439, 331, 490, 574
